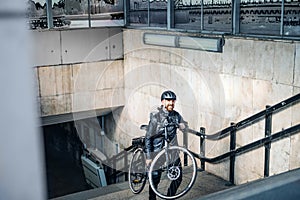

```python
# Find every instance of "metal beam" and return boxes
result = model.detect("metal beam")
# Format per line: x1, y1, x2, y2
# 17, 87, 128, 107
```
232, 0, 240, 34
167, 0, 174, 29
124, 0, 130, 26
46, 0, 53, 29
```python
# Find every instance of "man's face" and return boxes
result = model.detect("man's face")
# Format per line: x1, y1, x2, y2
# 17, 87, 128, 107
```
162, 99, 175, 112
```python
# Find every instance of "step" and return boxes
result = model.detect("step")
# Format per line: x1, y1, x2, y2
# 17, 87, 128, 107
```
51, 171, 233, 200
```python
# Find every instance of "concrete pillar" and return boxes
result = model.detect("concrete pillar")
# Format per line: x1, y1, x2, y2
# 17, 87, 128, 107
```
0, 1, 46, 200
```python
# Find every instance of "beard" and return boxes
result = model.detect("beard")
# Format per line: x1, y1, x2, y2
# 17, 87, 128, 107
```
166, 104, 174, 111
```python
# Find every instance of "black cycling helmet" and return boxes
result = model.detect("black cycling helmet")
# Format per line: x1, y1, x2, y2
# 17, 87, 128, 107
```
161, 90, 177, 101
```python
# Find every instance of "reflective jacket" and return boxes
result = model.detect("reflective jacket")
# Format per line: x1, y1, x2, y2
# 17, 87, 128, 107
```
145, 106, 185, 160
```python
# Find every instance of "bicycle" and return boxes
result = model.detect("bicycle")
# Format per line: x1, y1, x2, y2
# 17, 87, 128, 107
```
129, 123, 197, 199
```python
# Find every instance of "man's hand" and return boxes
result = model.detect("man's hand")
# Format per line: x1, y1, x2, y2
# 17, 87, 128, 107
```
178, 122, 186, 130
146, 159, 152, 167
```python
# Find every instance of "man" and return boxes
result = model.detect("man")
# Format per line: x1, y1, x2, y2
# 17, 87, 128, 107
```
145, 90, 187, 200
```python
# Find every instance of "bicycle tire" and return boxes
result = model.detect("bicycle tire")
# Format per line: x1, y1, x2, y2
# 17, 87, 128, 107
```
129, 148, 147, 194
149, 146, 197, 199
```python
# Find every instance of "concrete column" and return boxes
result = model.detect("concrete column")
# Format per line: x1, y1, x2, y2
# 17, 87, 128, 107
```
0, 1, 46, 200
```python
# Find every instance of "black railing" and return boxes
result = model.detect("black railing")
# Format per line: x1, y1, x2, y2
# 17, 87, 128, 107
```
192, 93, 300, 141
187, 93, 300, 184
106, 93, 300, 185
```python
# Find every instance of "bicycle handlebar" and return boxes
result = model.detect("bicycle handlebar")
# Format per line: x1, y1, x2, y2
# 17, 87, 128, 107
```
140, 121, 179, 129
140, 124, 207, 139
140, 122, 184, 141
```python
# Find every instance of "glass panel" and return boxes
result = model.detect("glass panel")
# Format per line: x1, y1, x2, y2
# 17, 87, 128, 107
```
149, 0, 167, 28
26, 0, 89, 29
174, 1, 202, 30
283, 0, 300, 36
90, 0, 124, 27
202, 0, 232, 32
240, 0, 282, 35
175, 0, 231, 32
54, 0, 89, 29
129, 0, 149, 26
26, 0, 48, 29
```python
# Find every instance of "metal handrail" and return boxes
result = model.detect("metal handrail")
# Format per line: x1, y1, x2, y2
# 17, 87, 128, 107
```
187, 93, 300, 141
192, 123, 300, 163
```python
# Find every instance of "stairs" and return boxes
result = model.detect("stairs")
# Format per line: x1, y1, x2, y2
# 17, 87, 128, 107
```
51, 171, 232, 200
92, 171, 232, 200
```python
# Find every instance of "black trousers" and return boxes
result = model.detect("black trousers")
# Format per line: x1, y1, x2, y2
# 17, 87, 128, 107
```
149, 158, 182, 200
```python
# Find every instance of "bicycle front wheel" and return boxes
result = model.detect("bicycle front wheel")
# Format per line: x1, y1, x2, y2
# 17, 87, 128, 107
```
129, 148, 147, 194
149, 146, 197, 199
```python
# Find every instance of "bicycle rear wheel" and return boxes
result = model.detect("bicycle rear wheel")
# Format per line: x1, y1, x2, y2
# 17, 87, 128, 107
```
149, 146, 197, 199
129, 148, 147, 194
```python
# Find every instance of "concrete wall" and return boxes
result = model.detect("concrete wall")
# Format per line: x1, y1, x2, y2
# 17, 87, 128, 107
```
37, 60, 124, 116
33, 28, 125, 119
120, 29, 300, 185
33, 28, 126, 170
34, 27, 300, 185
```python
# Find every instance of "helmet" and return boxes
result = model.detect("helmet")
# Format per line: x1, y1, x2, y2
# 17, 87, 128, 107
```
161, 90, 176, 101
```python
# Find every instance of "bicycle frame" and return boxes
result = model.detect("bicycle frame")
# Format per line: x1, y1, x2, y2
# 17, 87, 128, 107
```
164, 126, 170, 169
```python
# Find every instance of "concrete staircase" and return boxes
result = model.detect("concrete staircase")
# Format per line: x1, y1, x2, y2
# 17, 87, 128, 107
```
51, 168, 300, 200
51, 171, 232, 200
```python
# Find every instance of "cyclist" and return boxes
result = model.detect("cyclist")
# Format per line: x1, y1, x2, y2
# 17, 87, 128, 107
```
145, 90, 187, 200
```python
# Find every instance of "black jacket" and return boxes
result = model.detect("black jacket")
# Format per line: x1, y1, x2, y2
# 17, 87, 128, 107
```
145, 106, 185, 159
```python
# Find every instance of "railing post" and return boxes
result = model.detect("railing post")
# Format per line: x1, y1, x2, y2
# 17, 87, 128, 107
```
183, 128, 188, 166
264, 105, 272, 177
200, 127, 206, 170
229, 122, 236, 185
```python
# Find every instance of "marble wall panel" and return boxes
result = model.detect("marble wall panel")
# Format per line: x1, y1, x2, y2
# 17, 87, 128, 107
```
253, 40, 274, 81
273, 41, 295, 85
38, 66, 56, 97
39, 60, 124, 117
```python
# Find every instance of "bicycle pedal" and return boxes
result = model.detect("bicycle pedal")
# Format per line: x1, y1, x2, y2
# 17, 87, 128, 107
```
132, 179, 141, 184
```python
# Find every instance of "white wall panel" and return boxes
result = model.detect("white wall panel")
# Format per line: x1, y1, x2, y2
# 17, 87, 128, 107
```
109, 28, 124, 60
31, 30, 61, 66
31, 28, 123, 66
61, 28, 110, 64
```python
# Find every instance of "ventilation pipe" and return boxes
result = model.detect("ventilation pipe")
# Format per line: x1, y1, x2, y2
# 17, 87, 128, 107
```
101, 116, 105, 136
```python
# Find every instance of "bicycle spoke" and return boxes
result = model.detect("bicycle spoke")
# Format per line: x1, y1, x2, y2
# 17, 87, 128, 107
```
129, 148, 147, 194
149, 146, 197, 199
